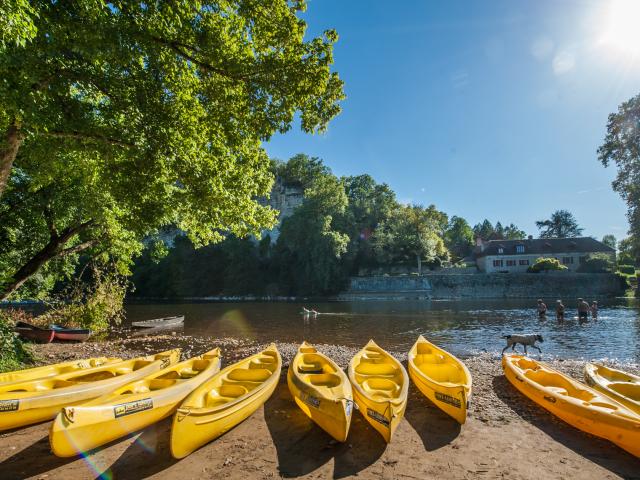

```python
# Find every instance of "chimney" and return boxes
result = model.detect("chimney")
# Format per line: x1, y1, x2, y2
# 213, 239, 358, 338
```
475, 236, 485, 252
527, 235, 533, 240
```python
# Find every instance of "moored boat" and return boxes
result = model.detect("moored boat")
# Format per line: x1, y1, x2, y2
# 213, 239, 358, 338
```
50, 348, 221, 457
171, 344, 281, 458
585, 363, 640, 415
408, 335, 472, 424
14, 321, 54, 344
0, 356, 121, 386
503, 354, 640, 457
131, 315, 184, 329
348, 340, 408, 443
50, 324, 91, 342
0, 349, 180, 431
287, 341, 353, 442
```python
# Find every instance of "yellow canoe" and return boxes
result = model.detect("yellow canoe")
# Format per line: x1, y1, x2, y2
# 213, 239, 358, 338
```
170, 344, 281, 458
348, 340, 408, 443
0, 349, 179, 431
408, 335, 472, 424
50, 348, 221, 457
287, 341, 353, 442
0, 356, 121, 386
503, 354, 640, 457
585, 363, 640, 415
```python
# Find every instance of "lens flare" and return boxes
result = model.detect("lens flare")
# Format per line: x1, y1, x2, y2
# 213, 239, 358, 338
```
219, 309, 256, 340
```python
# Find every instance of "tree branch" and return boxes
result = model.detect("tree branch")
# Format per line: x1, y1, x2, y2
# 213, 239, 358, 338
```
45, 131, 135, 148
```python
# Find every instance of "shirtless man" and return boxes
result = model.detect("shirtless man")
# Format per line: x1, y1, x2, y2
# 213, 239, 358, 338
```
536, 299, 547, 318
591, 300, 599, 319
577, 298, 590, 321
556, 299, 565, 321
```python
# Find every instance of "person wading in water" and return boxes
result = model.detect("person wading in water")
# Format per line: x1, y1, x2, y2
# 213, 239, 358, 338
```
556, 300, 565, 321
537, 299, 547, 319
577, 298, 590, 321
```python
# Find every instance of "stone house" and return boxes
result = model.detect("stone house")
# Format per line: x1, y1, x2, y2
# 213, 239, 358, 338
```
474, 237, 615, 273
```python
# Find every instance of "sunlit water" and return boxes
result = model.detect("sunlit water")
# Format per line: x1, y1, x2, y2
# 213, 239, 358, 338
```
124, 298, 640, 363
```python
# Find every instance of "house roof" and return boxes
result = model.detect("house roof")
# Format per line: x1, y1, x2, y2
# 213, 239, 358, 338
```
475, 237, 615, 258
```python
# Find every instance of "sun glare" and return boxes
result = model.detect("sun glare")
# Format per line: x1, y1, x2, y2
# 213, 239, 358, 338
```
601, 0, 640, 55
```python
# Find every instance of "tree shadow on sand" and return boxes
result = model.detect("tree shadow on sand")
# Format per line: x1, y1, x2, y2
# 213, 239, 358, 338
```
92, 417, 178, 480
404, 382, 461, 451
0, 434, 76, 480
492, 375, 640, 476
264, 379, 386, 479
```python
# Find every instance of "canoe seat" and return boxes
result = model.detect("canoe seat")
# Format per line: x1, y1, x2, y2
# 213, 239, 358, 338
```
227, 368, 271, 382
609, 382, 640, 400
419, 363, 463, 383
218, 384, 249, 398
415, 353, 446, 365
308, 373, 341, 388
585, 401, 618, 410
546, 387, 568, 396
298, 363, 323, 374
362, 378, 399, 397
356, 363, 397, 376
178, 368, 200, 378
148, 379, 177, 390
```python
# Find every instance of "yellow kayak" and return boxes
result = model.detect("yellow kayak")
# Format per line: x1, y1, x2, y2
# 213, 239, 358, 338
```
171, 344, 281, 458
287, 341, 353, 442
0, 349, 179, 431
0, 356, 121, 386
348, 340, 408, 443
503, 354, 640, 457
50, 348, 221, 457
585, 363, 640, 415
408, 335, 472, 424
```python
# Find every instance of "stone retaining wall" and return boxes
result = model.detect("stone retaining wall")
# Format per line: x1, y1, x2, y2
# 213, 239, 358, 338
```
342, 273, 626, 299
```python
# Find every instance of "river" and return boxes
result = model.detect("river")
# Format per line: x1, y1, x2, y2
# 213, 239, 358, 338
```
125, 298, 640, 363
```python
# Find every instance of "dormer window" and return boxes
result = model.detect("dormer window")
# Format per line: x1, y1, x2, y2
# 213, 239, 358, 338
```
516, 245, 525, 253
498, 248, 504, 254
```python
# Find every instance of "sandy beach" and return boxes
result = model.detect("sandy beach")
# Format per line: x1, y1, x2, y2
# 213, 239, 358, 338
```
0, 335, 638, 480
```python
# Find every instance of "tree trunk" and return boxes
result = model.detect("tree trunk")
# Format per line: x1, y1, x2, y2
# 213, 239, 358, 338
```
0, 123, 24, 198
416, 254, 422, 275
0, 221, 94, 301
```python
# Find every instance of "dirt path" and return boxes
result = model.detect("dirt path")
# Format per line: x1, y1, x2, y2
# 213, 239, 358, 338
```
0, 339, 638, 479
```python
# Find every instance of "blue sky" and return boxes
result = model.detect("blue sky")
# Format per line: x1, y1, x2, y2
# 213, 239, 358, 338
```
265, 0, 640, 241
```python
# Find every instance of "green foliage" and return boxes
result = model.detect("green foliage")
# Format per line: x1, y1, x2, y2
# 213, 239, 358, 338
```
0, 0, 37, 48
40, 265, 128, 332
373, 204, 448, 273
0, 0, 344, 300
599, 94, 640, 263
0, 309, 34, 373
445, 216, 474, 262
602, 234, 617, 250
536, 210, 583, 238
618, 237, 639, 266
527, 257, 568, 273
577, 253, 614, 273
472, 220, 526, 240
617, 264, 636, 275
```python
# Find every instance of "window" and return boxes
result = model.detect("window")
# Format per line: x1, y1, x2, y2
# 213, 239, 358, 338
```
579, 256, 587, 264
562, 257, 574, 265
506, 260, 516, 266
493, 260, 503, 267
497, 248, 504, 254
519, 259, 529, 265
516, 245, 525, 253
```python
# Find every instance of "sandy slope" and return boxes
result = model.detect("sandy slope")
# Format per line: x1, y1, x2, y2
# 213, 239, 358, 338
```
0, 337, 638, 479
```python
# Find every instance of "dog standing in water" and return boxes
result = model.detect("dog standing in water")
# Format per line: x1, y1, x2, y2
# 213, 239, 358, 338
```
501, 334, 544, 354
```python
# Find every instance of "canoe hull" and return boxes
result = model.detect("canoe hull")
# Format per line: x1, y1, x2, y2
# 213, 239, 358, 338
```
171, 346, 281, 458
503, 355, 640, 458
348, 340, 408, 443
0, 350, 180, 431
131, 316, 184, 329
287, 342, 353, 442
50, 349, 221, 457
15, 327, 54, 344
584, 363, 640, 415
408, 336, 471, 424
0, 357, 120, 386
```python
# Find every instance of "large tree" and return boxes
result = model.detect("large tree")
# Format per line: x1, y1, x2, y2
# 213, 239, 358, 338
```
598, 93, 640, 255
445, 216, 474, 262
0, 1, 344, 300
535, 210, 583, 238
374, 204, 448, 274
472, 219, 526, 240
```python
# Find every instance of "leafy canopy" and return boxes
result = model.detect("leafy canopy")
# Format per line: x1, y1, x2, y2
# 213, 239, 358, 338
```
535, 210, 583, 238
0, 0, 344, 299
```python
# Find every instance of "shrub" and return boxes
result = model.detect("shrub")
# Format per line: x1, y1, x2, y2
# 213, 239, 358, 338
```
41, 265, 128, 332
0, 310, 34, 373
577, 253, 614, 273
617, 264, 636, 275
527, 257, 568, 273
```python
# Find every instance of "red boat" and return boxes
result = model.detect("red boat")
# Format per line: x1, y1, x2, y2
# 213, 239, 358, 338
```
14, 321, 55, 344
50, 324, 91, 342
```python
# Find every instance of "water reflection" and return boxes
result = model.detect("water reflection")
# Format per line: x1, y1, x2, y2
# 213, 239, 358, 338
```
124, 298, 640, 363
